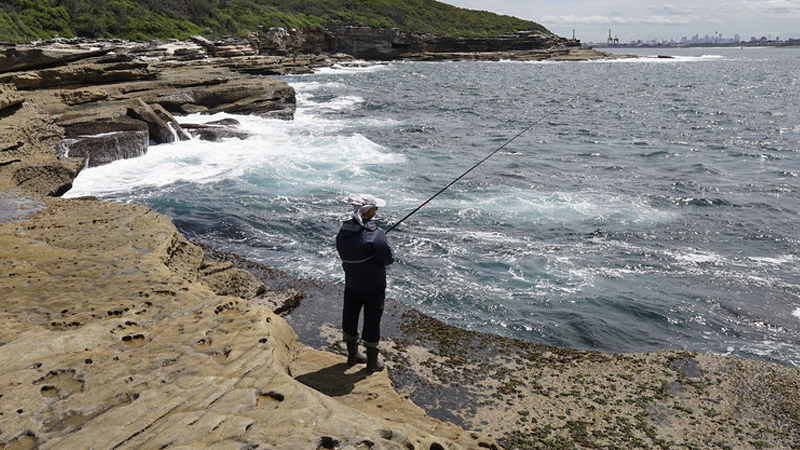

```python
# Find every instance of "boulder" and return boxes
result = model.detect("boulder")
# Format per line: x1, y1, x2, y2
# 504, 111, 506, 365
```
10, 160, 82, 196
0, 88, 82, 195
126, 99, 191, 144
181, 122, 251, 141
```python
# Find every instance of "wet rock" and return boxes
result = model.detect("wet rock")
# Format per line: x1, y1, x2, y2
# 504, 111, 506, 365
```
58, 117, 149, 168
181, 122, 251, 141
127, 99, 191, 144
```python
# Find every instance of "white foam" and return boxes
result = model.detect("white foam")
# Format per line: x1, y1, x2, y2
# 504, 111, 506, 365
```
585, 54, 726, 65
665, 249, 726, 265
794, 308, 800, 319
748, 255, 796, 265
65, 112, 404, 198
305, 95, 364, 112
310, 61, 391, 75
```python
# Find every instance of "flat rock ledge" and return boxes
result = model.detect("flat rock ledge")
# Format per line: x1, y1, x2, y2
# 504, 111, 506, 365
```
219, 248, 800, 449
0, 40, 347, 196
0, 196, 498, 449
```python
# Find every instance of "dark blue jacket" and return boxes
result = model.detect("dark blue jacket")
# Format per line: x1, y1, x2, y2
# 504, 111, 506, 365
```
336, 219, 394, 294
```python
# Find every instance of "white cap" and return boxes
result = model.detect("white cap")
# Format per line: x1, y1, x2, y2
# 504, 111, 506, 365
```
344, 194, 386, 224
344, 194, 386, 209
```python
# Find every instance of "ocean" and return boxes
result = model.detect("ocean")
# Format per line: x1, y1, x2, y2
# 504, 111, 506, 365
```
66, 47, 800, 369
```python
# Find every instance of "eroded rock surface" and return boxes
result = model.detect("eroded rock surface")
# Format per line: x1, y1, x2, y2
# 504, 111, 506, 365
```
0, 197, 499, 449
0, 41, 320, 196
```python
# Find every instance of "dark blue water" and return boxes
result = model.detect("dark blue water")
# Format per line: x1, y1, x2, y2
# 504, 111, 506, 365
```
67, 47, 800, 368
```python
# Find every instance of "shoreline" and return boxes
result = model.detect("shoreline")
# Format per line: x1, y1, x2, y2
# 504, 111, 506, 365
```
2, 40, 799, 448
199, 240, 800, 448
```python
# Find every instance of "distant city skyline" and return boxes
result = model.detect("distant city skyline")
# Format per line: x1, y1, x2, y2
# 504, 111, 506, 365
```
589, 29, 790, 45
442, 0, 799, 45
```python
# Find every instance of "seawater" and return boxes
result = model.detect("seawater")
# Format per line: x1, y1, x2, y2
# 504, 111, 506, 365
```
66, 47, 800, 368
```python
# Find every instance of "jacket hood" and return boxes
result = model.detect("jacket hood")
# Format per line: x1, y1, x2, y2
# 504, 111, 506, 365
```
340, 219, 378, 236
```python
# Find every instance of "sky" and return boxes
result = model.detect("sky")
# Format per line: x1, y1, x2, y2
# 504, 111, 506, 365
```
443, 0, 800, 43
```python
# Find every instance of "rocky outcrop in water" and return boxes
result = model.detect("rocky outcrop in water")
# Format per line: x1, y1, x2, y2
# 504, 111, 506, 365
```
0, 33, 612, 196
0, 38, 337, 194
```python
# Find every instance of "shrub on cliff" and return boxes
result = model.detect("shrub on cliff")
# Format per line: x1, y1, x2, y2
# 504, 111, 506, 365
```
0, 0, 550, 42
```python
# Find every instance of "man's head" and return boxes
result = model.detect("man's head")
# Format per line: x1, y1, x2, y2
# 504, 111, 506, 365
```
345, 194, 386, 224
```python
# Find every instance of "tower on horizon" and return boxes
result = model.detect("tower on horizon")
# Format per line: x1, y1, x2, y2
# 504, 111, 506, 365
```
607, 29, 619, 44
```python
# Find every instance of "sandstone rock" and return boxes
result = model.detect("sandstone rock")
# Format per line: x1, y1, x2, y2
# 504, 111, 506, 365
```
182, 124, 251, 141
181, 119, 251, 141
0, 90, 82, 195
0, 197, 499, 449
250, 27, 579, 61
0, 55, 157, 90
126, 99, 191, 144
200, 260, 268, 299
0, 44, 114, 74
144, 77, 297, 119
210, 42, 258, 58
0, 83, 23, 111
10, 160, 82, 196
58, 116, 149, 168
58, 87, 111, 106
0, 40, 304, 184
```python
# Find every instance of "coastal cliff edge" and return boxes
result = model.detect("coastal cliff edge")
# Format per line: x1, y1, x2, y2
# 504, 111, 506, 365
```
0, 38, 798, 449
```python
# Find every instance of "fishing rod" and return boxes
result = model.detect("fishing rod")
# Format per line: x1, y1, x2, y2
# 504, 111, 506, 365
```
385, 93, 579, 234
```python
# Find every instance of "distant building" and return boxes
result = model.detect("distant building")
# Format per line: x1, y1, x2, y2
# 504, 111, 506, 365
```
607, 29, 619, 45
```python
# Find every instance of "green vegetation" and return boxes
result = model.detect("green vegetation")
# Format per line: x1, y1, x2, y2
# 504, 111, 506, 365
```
0, 0, 549, 42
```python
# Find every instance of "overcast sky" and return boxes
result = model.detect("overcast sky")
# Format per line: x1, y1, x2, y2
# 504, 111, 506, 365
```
444, 0, 800, 43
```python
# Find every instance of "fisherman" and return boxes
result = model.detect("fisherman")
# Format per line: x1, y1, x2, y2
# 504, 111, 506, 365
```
336, 194, 395, 372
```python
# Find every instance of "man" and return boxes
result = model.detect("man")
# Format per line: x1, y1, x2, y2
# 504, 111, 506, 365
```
336, 194, 395, 372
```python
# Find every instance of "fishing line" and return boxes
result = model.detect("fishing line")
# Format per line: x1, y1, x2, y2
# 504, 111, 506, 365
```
385, 93, 580, 234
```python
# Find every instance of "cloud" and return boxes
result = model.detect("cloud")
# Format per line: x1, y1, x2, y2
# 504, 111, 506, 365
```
746, 0, 800, 17
540, 13, 695, 26
444, 0, 800, 40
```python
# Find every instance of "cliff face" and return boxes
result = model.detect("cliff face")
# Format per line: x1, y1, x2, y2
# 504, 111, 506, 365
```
252, 27, 580, 60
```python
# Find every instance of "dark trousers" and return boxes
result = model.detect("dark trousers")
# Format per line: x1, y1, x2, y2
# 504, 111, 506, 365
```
342, 289, 385, 345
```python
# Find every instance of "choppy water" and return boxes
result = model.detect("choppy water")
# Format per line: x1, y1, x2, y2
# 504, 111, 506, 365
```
67, 47, 800, 368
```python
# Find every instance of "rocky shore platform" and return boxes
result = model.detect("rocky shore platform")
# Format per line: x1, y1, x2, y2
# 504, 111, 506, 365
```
1, 35, 798, 449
